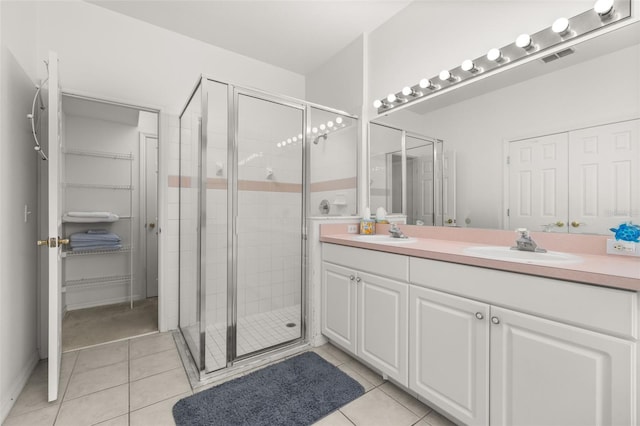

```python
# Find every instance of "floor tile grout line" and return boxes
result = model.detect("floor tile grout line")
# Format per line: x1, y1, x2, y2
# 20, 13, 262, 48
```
53, 350, 81, 424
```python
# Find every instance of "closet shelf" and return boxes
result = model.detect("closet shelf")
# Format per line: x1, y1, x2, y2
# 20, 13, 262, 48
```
63, 183, 133, 190
63, 246, 132, 258
64, 274, 132, 290
63, 148, 134, 160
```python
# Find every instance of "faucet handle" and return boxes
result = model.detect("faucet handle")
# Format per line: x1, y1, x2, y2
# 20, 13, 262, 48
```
515, 228, 529, 237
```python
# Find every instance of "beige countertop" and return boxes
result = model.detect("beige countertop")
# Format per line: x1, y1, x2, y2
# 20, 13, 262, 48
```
320, 231, 640, 292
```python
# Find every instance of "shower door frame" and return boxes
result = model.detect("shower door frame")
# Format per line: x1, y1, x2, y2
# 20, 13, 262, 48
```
226, 85, 309, 366
180, 75, 360, 379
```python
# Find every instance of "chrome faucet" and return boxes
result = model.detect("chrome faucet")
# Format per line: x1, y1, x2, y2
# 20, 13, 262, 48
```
388, 223, 408, 239
512, 228, 546, 252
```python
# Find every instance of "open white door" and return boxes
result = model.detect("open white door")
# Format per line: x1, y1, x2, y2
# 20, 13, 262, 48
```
46, 51, 64, 402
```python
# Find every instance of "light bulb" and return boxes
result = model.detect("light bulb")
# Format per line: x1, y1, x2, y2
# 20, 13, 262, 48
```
387, 93, 397, 103
439, 70, 452, 81
336, 117, 343, 124
515, 34, 532, 49
402, 86, 413, 96
312, 127, 318, 134
327, 121, 334, 128
373, 99, 382, 108
277, 143, 282, 148
552, 17, 570, 35
419, 78, 436, 90
287, 138, 292, 143
292, 137, 297, 142
594, 0, 614, 16
461, 60, 476, 72
487, 48, 502, 62
319, 124, 326, 131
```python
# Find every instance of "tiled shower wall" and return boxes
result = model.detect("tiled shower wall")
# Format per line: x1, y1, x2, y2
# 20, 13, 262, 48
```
309, 112, 358, 217
168, 91, 360, 331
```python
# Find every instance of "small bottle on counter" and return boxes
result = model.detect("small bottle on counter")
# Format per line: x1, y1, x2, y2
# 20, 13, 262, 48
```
360, 207, 376, 235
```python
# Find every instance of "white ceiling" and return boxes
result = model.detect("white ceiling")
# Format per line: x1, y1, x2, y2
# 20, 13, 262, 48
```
88, 0, 411, 75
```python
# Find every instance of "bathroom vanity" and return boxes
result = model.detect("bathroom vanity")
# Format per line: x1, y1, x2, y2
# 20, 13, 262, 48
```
319, 225, 639, 426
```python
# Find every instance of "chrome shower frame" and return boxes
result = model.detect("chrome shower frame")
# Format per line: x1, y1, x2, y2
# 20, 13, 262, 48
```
178, 74, 358, 381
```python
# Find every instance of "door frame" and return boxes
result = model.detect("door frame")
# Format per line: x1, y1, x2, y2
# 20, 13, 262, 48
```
139, 132, 159, 298
38, 89, 164, 359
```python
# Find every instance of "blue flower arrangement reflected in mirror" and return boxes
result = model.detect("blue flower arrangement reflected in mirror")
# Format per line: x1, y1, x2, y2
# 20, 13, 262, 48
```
609, 222, 640, 242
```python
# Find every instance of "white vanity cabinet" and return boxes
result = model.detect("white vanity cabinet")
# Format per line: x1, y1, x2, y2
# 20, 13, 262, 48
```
489, 305, 634, 426
409, 285, 490, 425
410, 257, 637, 426
321, 244, 409, 386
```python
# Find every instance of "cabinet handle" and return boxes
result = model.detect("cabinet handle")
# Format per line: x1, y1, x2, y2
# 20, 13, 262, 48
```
355, 277, 361, 283
349, 275, 355, 281
491, 316, 500, 325
475, 312, 484, 320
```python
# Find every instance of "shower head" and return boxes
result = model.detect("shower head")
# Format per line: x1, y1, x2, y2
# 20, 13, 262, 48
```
313, 133, 328, 145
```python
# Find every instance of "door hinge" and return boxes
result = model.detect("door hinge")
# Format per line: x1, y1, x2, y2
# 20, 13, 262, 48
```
507, 208, 510, 217
506, 156, 510, 165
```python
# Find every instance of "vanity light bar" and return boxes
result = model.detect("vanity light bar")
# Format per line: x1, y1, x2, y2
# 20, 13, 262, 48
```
373, 0, 631, 114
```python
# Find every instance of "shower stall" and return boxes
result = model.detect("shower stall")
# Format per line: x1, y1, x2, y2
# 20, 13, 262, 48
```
178, 76, 358, 377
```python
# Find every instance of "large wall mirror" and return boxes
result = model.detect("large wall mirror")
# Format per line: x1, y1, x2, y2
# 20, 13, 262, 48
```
370, 19, 640, 235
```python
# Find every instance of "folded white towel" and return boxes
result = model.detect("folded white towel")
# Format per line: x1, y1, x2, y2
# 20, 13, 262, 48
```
63, 213, 119, 223
66, 211, 114, 218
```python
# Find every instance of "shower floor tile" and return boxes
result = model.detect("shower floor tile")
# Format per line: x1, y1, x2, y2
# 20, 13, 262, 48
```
204, 305, 301, 371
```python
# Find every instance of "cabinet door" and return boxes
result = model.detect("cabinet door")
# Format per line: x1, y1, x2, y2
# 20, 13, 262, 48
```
357, 272, 409, 386
490, 306, 635, 426
409, 286, 490, 425
321, 263, 356, 354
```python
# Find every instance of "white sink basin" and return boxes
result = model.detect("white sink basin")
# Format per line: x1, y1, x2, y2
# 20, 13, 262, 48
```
463, 246, 582, 265
353, 234, 417, 244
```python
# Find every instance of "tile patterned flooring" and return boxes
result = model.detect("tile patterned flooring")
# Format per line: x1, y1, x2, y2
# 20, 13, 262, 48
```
205, 305, 301, 369
3, 332, 457, 426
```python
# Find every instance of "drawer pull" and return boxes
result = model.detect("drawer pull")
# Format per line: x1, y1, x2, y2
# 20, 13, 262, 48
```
491, 316, 500, 325
475, 312, 484, 320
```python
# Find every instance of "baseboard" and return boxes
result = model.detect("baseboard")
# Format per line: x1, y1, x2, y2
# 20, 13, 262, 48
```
0, 350, 39, 423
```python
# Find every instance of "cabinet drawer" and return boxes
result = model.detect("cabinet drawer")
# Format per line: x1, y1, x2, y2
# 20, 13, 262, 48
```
323, 243, 409, 282
410, 257, 637, 339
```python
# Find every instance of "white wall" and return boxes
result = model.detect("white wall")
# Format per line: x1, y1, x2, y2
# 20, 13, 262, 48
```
306, 35, 364, 115
0, 1, 40, 421
306, 35, 364, 215
35, 1, 305, 113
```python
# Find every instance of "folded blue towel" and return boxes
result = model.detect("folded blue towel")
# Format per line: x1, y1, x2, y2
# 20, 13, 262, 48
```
70, 231, 121, 242
72, 244, 123, 253
87, 229, 109, 234
70, 241, 121, 248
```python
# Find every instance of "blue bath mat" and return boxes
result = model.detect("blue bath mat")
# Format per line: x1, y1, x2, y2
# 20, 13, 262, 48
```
173, 351, 364, 426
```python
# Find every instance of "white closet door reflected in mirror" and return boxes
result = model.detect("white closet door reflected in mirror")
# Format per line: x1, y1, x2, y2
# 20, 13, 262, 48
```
508, 119, 640, 234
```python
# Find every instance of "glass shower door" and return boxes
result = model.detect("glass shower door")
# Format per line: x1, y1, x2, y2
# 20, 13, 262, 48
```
234, 92, 304, 358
